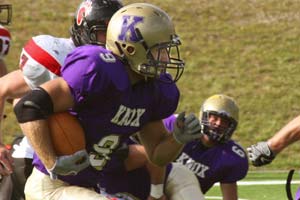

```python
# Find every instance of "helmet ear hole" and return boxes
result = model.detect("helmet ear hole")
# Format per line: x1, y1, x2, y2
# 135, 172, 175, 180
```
126, 46, 135, 55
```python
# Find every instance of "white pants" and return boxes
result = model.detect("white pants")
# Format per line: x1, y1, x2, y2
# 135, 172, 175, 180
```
25, 168, 109, 200
165, 163, 205, 200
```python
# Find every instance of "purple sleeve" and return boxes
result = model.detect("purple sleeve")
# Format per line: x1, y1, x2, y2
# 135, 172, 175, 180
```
61, 46, 112, 106
163, 114, 177, 132
221, 145, 249, 183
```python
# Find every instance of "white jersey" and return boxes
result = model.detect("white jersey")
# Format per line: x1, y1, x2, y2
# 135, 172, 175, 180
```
13, 35, 76, 159
0, 25, 11, 59
19, 35, 75, 89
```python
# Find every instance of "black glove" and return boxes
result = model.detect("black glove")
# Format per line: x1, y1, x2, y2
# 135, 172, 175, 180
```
247, 141, 275, 166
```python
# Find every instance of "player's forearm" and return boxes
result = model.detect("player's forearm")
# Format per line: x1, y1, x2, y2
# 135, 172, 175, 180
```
126, 144, 166, 183
0, 71, 31, 143
151, 135, 184, 166
0, 101, 5, 144
146, 162, 165, 184
268, 115, 300, 154
19, 120, 56, 168
0, 87, 8, 144
0, 59, 7, 77
124, 145, 148, 171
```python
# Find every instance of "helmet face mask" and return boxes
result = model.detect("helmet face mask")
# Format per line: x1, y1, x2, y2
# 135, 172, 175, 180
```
106, 3, 185, 83
0, 4, 12, 25
201, 111, 237, 143
199, 95, 239, 144
141, 35, 184, 82
70, 0, 123, 46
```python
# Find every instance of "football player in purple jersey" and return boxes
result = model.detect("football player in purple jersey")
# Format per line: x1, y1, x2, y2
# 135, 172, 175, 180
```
170, 94, 248, 200
0, 0, 123, 199
100, 94, 248, 200
13, 3, 202, 200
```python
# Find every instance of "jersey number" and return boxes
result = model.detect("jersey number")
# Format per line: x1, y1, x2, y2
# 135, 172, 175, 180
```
99, 52, 116, 63
0, 37, 10, 56
232, 145, 246, 158
89, 135, 120, 171
19, 53, 29, 69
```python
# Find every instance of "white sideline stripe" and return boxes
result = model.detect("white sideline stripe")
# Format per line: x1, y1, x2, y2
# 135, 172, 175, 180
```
238, 180, 300, 185
207, 179, 300, 200
205, 197, 248, 200
212, 180, 300, 186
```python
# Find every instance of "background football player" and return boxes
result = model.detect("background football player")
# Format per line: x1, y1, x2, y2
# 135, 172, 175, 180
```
100, 94, 248, 200
172, 94, 248, 200
246, 107, 300, 200
0, 0, 123, 199
0, 3, 12, 200
0, 3, 11, 77
247, 110, 300, 167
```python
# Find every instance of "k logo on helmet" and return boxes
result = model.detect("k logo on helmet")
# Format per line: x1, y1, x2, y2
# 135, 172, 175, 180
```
118, 15, 143, 42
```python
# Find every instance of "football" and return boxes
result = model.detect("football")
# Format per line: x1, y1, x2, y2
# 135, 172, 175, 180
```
48, 112, 86, 156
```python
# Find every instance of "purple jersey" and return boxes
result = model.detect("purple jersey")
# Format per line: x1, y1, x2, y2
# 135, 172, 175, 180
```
98, 114, 248, 199
99, 165, 152, 199
33, 45, 179, 188
164, 115, 249, 193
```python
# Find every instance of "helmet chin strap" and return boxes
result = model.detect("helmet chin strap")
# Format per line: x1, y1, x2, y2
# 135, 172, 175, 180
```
124, 64, 146, 85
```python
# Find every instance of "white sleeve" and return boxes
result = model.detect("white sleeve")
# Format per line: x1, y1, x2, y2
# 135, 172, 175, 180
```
20, 48, 57, 89
19, 35, 74, 89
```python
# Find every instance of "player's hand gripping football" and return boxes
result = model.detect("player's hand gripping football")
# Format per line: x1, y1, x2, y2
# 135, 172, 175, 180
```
247, 141, 275, 166
173, 112, 202, 144
47, 149, 90, 179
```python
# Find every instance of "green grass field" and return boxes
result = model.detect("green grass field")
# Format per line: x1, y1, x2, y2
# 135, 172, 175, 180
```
206, 170, 300, 200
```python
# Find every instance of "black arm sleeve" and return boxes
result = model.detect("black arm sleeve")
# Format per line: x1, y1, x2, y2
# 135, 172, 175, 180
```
14, 87, 54, 123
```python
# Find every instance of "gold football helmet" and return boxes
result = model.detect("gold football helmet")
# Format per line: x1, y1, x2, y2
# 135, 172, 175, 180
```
199, 94, 239, 143
106, 3, 184, 82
